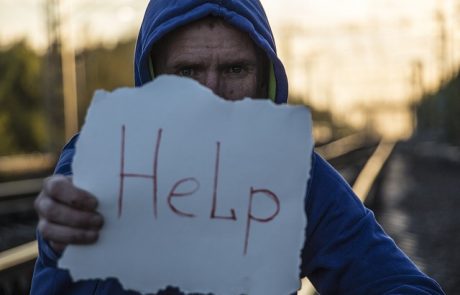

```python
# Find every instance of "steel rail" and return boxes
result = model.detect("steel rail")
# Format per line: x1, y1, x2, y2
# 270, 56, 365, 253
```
0, 179, 43, 272
0, 241, 38, 272
352, 141, 396, 201
0, 153, 55, 176
315, 132, 373, 160
0, 178, 44, 199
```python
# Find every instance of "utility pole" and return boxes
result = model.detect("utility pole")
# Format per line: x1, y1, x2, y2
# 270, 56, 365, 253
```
59, 0, 79, 141
278, 23, 312, 104
410, 60, 424, 132
45, 0, 78, 147
435, 0, 448, 84
446, 0, 457, 80
455, 0, 460, 74
303, 57, 316, 106
44, 0, 64, 152
434, 0, 448, 131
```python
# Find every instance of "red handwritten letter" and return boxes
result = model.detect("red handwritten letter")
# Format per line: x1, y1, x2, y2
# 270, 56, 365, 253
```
167, 177, 200, 218
118, 125, 163, 218
210, 141, 236, 220
243, 187, 280, 255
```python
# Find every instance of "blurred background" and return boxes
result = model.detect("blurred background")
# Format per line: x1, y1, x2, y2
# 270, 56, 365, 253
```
0, 0, 459, 294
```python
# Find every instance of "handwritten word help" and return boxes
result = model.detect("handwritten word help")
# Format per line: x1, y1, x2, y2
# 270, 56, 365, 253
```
118, 125, 280, 255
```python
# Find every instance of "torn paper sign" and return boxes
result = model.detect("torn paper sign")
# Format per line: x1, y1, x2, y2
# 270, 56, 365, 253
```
59, 75, 314, 295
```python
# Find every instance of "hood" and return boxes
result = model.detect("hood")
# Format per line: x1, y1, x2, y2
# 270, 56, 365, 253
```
134, 0, 288, 104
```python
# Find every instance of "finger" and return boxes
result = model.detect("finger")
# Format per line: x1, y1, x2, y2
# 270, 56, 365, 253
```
36, 195, 104, 229
43, 175, 98, 211
38, 220, 99, 245
49, 241, 66, 253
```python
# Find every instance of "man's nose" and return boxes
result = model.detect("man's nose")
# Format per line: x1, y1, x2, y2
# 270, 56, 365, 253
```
202, 72, 222, 98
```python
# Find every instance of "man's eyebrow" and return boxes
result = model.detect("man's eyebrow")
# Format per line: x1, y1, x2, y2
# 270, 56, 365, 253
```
172, 61, 204, 69
219, 58, 257, 67
167, 55, 205, 67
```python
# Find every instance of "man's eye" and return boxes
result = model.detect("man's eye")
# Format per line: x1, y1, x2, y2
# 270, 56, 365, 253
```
228, 65, 243, 74
179, 67, 194, 77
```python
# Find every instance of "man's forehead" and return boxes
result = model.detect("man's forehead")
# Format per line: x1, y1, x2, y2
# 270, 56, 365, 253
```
153, 16, 256, 50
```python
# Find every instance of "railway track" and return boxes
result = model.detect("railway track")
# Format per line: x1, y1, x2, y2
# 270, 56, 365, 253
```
0, 154, 54, 295
0, 135, 389, 295
0, 179, 43, 294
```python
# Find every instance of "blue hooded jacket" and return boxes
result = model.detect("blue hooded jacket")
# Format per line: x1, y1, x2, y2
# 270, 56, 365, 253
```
30, 0, 445, 294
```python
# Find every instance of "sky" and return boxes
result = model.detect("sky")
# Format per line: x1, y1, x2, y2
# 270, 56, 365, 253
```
0, 0, 149, 50
1, 0, 459, 139
0, 0, 440, 50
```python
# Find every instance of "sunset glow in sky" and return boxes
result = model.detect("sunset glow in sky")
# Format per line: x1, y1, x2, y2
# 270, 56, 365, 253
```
1, 0, 459, 139
0, 0, 441, 50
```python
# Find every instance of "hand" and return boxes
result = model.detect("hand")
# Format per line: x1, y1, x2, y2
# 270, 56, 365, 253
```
34, 175, 104, 253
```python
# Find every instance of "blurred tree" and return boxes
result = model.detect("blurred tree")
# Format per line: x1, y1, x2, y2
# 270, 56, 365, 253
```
0, 38, 359, 156
76, 39, 135, 123
0, 41, 47, 155
417, 70, 460, 145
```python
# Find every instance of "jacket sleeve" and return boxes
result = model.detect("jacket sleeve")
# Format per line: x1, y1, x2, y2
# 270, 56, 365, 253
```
300, 153, 445, 294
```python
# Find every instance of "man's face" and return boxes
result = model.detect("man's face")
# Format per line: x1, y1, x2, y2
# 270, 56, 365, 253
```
151, 17, 268, 101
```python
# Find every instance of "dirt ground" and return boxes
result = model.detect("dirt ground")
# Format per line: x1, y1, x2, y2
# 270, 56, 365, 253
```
371, 139, 460, 294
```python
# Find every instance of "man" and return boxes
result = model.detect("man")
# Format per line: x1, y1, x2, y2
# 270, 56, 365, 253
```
31, 0, 445, 294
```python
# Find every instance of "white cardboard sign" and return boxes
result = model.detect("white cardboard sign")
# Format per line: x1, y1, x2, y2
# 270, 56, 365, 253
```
59, 75, 313, 295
